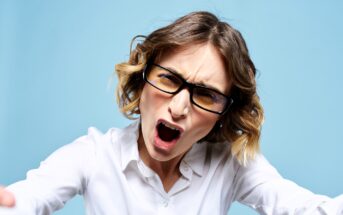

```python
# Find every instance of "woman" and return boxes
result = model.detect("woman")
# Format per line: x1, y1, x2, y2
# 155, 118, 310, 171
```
0, 11, 342, 214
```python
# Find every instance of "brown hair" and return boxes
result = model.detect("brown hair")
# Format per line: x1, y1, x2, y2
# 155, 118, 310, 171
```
115, 11, 264, 165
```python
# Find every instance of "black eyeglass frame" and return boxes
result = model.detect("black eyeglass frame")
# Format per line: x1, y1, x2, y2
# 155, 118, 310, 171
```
142, 63, 233, 115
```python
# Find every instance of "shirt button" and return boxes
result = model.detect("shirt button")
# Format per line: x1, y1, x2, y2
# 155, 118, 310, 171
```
163, 199, 169, 207
183, 166, 189, 171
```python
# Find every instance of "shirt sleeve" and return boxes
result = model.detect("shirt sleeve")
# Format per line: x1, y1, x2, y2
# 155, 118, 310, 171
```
0, 130, 97, 215
232, 155, 343, 215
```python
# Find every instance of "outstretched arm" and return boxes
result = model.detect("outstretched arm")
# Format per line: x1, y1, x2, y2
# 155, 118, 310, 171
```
0, 130, 96, 215
232, 155, 343, 214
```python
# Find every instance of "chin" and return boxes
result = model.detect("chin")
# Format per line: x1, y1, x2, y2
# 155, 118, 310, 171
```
149, 146, 173, 161
144, 142, 179, 162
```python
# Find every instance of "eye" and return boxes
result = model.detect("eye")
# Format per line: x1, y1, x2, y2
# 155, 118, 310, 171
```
193, 87, 225, 107
194, 88, 219, 104
146, 65, 184, 93
157, 73, 180, 84
153, 67, 183, 89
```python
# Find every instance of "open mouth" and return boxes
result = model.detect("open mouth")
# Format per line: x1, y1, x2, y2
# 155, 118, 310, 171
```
156, 121, 182, 143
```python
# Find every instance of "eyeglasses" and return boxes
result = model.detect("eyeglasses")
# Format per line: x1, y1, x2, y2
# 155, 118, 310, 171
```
143, 63, 233, 115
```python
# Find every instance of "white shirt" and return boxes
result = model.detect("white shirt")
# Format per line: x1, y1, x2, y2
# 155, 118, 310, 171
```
1, 120, 342, 215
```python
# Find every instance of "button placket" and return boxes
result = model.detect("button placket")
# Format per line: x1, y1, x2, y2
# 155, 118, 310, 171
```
162, 198, 169, 207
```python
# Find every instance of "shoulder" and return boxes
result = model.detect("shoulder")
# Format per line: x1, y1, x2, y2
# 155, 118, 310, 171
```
237, 154, 279, 177
35, 126, 121, 171
55, 126, 118, 157
70, 120, 139, 153
42, 123, 137, 169
204, 142, 278, 178
206, 141, 277, 173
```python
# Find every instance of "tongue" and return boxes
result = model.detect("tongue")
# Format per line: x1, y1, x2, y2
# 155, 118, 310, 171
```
157, 123, 180, 142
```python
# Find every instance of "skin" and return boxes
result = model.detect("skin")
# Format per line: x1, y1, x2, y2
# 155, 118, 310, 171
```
138, 42, 231, 192
0, 186, 15, 207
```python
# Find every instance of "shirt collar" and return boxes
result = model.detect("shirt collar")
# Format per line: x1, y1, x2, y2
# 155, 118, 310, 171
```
118, 119, 141, 171
182, 142, 207, 177
118, 119, 207, 177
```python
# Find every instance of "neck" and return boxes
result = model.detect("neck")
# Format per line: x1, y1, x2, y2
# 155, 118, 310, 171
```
138, 132, 184, 192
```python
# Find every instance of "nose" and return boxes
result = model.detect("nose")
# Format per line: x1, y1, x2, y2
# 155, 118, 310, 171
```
168, 89, 190, 119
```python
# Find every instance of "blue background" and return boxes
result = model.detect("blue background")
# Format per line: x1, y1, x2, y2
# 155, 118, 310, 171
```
1, 1, 342, 214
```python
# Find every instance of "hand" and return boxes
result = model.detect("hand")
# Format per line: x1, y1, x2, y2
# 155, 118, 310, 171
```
0, 186, 15, 207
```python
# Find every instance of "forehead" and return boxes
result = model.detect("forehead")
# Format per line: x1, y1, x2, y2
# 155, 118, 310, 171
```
157, 43, 231, 94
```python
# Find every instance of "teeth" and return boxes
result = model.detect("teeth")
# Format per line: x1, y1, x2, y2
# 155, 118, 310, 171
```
161, 122, 179, 131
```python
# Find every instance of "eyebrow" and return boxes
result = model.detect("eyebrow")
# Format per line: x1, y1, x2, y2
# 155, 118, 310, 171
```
162, 65, 226, 94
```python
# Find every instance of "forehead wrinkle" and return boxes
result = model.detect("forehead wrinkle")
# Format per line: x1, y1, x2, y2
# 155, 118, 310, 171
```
182, 44, 227, 93
182, 43, 212, 81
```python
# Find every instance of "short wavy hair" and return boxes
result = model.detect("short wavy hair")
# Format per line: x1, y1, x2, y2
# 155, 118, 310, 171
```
115, 11, 264, 166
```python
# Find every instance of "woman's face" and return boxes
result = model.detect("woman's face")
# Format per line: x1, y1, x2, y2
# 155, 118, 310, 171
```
139, 43, 231, 162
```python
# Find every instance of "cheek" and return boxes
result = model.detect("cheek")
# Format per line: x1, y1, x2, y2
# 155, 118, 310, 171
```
139, 85, 168, 118
187, 111, 218, 140
139, 86, 157, 143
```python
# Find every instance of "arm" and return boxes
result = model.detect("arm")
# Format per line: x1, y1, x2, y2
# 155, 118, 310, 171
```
0, 133, 95, 215
232, 155, 343, 214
